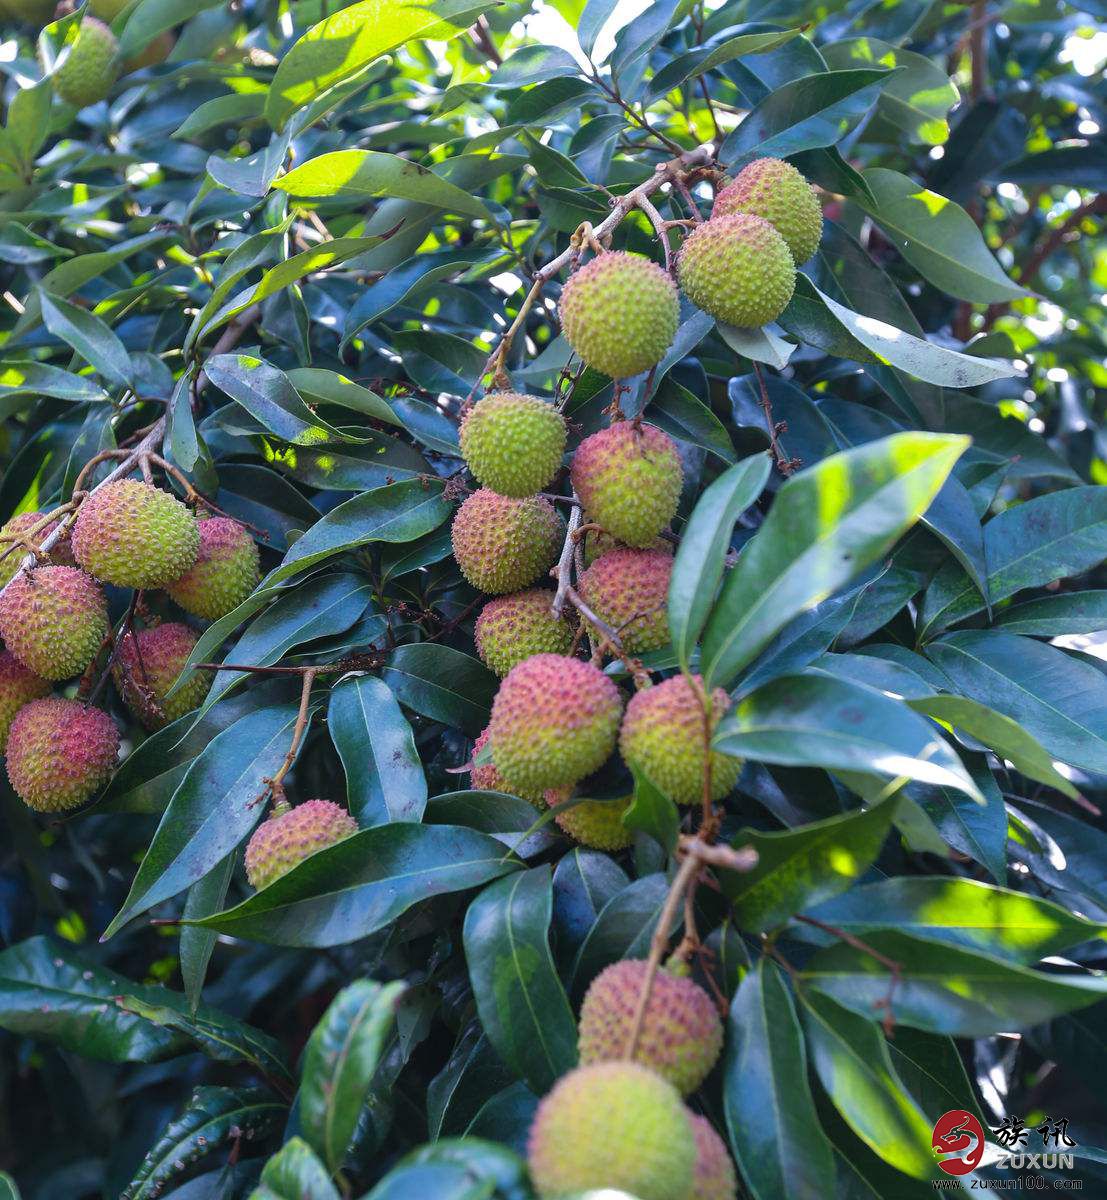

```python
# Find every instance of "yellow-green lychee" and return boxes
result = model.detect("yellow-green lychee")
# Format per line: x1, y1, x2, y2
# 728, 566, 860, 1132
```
571, 422, 682, 548
677, 213, 795, 327
460, 392, 567, 498
244, 799, 358, 890
555, 796, 633, 850
712, 158, 823, 265
474, 589, 574, 677
578, 959, 723, 1095
0, 512, 71, 588
165, 517, 259, 621
469, 725, 547, 809
489, 653, 621, 793
619, 674, 742, 805
112, 622, 211, 731
0, 566, 108, 681
582, 526, 672, 567
451, 489, 564, 595
5, 697, 119, 812
579, 548, 671, 654
52, 18, 120, 109
72, 479, 199, 589
688, 1113, 738, 1200
527, 1061, 695, 1200
559, 251, 680, 379
0, 651, 50, 753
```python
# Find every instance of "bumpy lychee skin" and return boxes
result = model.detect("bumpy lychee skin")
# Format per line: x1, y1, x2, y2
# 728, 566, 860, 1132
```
460, 393, 567, 498
571, 422, 683, 548
559, 252, 680, 379
527, 1061, 695, 1200
0, 651, 50, 753
578, 960, 724, 1095
5, 698, 119, 812
677, 212, 795, 327
555, 796, 633, 850
620, 674, 742, 805
469, 725, 547, 809
244, 799, 359, 890
112, 623, 211, 731
712, 157, 823, 265
474, 589, 574, 677
689, 1113, 738, 1200
165, 517, 259, 621
0, 566, 108, 681
0, 512, 73, 588
72, 479, 199, 589
582, 526, 672, 568
579, 549, 672, 655
52, 18, 120, 108
451, 489, 563, 595
489, 654, 622, 793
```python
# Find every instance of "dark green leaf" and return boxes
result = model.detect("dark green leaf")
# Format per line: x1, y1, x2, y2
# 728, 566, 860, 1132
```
382, 644, 498, 737
249, 1137, 339, 1200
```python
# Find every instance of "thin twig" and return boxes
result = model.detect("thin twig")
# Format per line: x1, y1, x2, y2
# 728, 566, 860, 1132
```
258, 668, 318, 807
550, 500, 582, 618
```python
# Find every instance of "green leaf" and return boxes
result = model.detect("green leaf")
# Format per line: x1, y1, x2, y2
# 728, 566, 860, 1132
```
40, 290, 133, 389
166, 368, 200, 473
382, 644, 498, 737
647, 29, 802, 98
288, 367, 403, 429
118, 0, 224, 56
717, 322, 796, 370
701, 433, 968, 687
249, 1137, 339, 1200
570, 873, 675, 995
910, 755, 1008, 882
173, 92, 268, 140
995, 590, 1107, 636
180, 854, 234, 1013
488, 44, 580, 87
0, 1172, 19, 1200
623, 759, 680, 853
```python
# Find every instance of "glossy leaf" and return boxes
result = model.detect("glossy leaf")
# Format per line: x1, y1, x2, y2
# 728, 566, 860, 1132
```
249, 1137, 339, 1200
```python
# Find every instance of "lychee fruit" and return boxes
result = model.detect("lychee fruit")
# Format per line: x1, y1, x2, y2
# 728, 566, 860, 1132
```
72, 479, 199, 589
244, 799, 359, 890
619, 674, 742, 805
5, 698, 119, 812
0, 512, 71, 589
0, 566, 108, 681
469, 724, 547, 809
559, 251, 680, 379
582, 526, 671, 567
474, 589, 574, 677
712, 157, 823, 265
688, 1113, 738, 1200
579, 548, 671, 654
489, 653, 621, 793
0, 651, 50, 753
571, 422, 682, 548
112, 622, 211, 730
527, 1061, 695, 1200
677, 213, 795, 327
460, 392, 567, 498
165, 517, 259, 621
125, 31, 174, 72
555, 796, 633, 850
451, 489, 563, 594
52, 18, 120, 108
577, 959, 724, 1095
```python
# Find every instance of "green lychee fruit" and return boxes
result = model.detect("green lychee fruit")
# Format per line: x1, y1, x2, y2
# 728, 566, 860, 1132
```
571, 422, 683, 548
0, 566, 108, 681
559, 251, 680, 379
165, 517, 259, 621
460, 392, 567, 498
112, 622, 211, 731
0, 512, 71, 588
469, 725, 547, 808
52, 18, 120, 109
579, 548, 672, 654
5, 697, 119, 812
619, 674, 742, 805
582, 526, 671, 567
527, 1061, 695, 1200
555, 795, 633, 850
0, 650, 50, 753
712, 157, 823, 265
677, 213, 795, 327
72, 479, 199, 589
688, 1113, 738, 1200
244, 798, 359, 890
451, 489, 564, 594
474, 588, 574, 677
578, 959, 723, 1095
489, 653, 622, 793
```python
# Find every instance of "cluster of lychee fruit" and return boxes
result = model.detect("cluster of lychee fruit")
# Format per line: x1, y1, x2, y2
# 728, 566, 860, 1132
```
0, 479, 259, 814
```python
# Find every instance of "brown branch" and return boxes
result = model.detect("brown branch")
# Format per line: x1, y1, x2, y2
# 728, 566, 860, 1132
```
258, 668, 318, 807
752, 363, 798, 476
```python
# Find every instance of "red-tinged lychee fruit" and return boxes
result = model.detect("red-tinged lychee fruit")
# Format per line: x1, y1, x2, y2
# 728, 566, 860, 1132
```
72, 479, 200, 589
582, 526, 672, 568
165, 517, 260, 621
0, 651, 50, 753
0, 512, 73, 588
474, 589, 574, 677
571, 423, 682, 549
469, 725, 547, 809
712, 157, 823, 265
5, 697, 119, 812
125, 30, 174, 72
244, 799, 359, 890
112, 622, 211, 731
688, 1112, 738, 1200
0, 566, 108, 681
527, 1061, 695, 1200
554, 796, 633, 850
619, 674, 742, 805
677, 212, 795, 327
559, 251, 680, 380
460, 392, 567, 498
577, 959, 724, 1095
579, 548, 671, 654
451, 489, 564, 594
